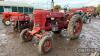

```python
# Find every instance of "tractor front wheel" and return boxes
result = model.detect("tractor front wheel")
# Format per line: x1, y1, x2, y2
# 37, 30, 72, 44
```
38, 36, 53, 54
20, 29, 32, 42
2, 19, 11, 26
67, 14, 83, 40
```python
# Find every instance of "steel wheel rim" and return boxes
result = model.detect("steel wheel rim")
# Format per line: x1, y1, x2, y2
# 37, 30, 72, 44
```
74, 20, 82, 35
23, 30, 29, 39
42, 39, 52, 52
5, 21, 11, 25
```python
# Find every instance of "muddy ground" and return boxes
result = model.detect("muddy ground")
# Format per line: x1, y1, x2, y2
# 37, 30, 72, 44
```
0, 17, 100, 56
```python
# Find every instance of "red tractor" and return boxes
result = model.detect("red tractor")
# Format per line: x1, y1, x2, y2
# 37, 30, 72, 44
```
2, 12, 32, 32
20, 10, 83, 54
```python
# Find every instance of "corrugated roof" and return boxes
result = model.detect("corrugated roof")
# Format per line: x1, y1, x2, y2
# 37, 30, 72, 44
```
0, 1, 33, 8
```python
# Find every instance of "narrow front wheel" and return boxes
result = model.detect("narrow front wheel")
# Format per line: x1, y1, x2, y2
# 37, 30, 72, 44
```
38, 36, 53, 54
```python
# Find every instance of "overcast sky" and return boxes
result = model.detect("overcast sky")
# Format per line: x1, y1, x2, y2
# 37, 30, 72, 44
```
5, 0, 100, 9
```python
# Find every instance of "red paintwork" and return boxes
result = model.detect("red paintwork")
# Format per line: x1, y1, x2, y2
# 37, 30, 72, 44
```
33, 10, 70, 31
3, 12, 20, 21
2, 12, 11, 21
71, 8, 88, 12
28, 27, 41, 35
2, 12, 30, 22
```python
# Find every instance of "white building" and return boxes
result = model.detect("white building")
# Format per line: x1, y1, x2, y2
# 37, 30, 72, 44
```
0, 1, 34, 14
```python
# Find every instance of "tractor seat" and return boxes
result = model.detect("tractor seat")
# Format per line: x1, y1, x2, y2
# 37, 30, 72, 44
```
28, 27, 41, 35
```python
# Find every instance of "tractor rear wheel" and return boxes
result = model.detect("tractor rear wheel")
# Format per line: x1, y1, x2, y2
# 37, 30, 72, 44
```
67, 14, 83, 40
38, 36, 53, 54
20, 29, 32, 42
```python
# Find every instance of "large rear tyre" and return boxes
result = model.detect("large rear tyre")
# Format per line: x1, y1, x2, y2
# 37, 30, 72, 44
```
38, 36, 53, 54
20, 29, 32, 42
67, 14, 83, 40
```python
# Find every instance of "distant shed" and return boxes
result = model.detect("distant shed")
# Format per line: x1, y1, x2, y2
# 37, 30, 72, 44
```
0, 1, 34, 14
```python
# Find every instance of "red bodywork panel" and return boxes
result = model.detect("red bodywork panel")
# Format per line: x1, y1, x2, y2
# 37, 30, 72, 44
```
28, 27, 41, 35
33, 10, 70, 31
2, 12, 30, 22
2, 12, 12, 21
71, 8, 88, 12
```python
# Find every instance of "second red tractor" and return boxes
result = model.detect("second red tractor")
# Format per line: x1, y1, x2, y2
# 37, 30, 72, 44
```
2, 12, 33, 32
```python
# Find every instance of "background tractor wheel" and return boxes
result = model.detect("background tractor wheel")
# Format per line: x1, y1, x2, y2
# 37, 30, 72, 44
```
38, 36, 53, 54
2, 19, 11, 26
82, 15, 89, 24
67, 14, 83, 40
20, 29, 32, 42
